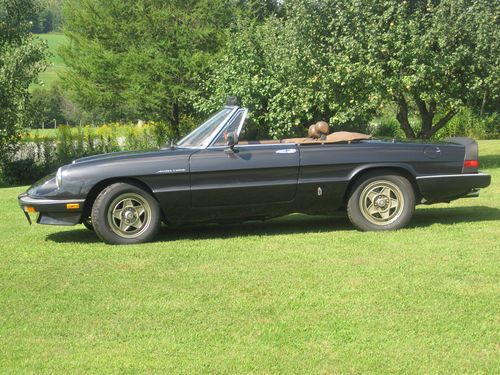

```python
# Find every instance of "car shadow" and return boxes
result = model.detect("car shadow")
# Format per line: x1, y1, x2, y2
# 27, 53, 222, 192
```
410, 205, 500, 227
46, 205, 500, 244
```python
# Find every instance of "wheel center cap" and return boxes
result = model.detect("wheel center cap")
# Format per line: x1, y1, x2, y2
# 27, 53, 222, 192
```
124, 210, 135, 220
376, 197, 387, 208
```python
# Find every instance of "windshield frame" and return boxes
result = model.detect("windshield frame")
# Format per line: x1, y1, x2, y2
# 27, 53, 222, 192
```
176, 106, 238, 149
208, 108, 248, 148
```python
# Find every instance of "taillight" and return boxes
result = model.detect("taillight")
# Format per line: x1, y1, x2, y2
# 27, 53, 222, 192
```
464, 160, 479, 168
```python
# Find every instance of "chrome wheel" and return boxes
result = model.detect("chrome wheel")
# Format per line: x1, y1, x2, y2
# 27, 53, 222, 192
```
107, 193, 152, 238
359, 180, 404, 225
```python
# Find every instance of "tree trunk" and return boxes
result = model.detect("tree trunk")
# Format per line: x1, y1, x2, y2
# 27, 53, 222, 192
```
423, 109, 458, 138
414, 96, 435, 138
395, 94, 458, 139
480, 91, 487, 117
396, 95, 416, 138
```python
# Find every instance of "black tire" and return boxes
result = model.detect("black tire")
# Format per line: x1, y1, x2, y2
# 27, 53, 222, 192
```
82, 217, 94, 231
347, 172, 415, 231
91, 182, 161, 244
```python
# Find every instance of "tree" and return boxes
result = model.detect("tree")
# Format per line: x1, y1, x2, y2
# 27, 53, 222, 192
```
29, 83, 93, 126
320, 0, 499, 138
30, 0, 63, 33
29, 83, 65, 127
201, 0, 498, 139
197, 2, 378, 139
61, 0, 237, 138
237, 0, 283, 20
0, 0, 48, 159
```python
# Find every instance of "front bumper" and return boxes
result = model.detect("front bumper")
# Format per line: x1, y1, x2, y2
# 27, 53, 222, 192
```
18, 193, 85, 226
416, 172, 491, 203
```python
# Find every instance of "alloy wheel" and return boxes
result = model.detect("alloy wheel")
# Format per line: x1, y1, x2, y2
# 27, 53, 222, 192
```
358, 180, 405, 225
107, 193, 152, 238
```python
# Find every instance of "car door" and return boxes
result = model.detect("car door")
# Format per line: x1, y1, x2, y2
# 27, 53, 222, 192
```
189, 110, 299, 208
189, 144, 300, 208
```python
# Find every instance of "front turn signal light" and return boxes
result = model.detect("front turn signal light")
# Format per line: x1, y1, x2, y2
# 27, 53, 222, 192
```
66, 203, 80, 210
26, 206, 36, 213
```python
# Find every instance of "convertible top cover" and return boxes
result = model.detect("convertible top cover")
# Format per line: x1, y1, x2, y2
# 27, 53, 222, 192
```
282, 131, 371, 145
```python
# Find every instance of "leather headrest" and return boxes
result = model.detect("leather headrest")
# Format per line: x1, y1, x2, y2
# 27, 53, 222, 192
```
308, 124, 320, 139
316, 121, 329, 135
308, 121, 330, 139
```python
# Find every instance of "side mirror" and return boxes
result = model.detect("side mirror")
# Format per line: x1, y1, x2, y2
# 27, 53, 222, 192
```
225, 131, 238, 151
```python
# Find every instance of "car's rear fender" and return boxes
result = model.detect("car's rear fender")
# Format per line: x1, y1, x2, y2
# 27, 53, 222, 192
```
343, 164, 421, 204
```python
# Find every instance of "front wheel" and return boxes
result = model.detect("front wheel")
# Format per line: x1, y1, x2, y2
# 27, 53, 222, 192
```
347, 172, 415, 231
91, 183, 161, 244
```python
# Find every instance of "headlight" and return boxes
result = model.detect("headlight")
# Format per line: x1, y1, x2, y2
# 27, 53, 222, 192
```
56, 167, 63, 188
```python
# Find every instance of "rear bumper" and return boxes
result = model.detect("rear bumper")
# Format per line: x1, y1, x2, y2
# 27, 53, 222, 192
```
18, 193, 85, 226
416, 172, 491, 203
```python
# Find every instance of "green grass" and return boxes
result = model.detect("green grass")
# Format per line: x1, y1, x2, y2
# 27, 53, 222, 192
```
1, 141, 499, 374
31, 32, 68, 89
24, 128, 58, 138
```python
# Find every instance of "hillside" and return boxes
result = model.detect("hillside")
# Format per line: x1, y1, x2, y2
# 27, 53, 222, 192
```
32, 32, 68, 89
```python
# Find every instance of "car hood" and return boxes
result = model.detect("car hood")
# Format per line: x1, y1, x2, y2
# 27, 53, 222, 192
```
33, 146, 198, 199
72, 150, 157, 164
72, 147, 195, 165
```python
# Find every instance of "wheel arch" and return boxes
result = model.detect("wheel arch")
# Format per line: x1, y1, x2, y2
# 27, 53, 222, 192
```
82, 177, 162, 220
343, 164, 422, 204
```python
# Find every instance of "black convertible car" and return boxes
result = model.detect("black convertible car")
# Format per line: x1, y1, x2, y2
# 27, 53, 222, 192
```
19, 102, 491, 244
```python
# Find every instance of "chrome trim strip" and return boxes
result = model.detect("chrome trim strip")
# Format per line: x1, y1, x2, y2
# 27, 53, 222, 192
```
208, 143, 291, 149
416, 172, 489, 179
19, 196, 85, 206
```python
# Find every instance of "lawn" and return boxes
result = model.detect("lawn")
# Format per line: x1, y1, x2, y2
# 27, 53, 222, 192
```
31, 32, 68, 90
0, 141, 499, 374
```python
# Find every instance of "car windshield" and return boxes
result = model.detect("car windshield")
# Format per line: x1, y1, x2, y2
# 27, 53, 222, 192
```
177, 108, 234, 148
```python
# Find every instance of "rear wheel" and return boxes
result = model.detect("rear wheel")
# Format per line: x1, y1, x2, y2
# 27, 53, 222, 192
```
91, 183, 161, 244
347, 172, 415, 231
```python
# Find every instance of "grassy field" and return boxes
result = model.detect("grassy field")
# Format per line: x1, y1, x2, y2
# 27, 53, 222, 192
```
32, 32, 68, 89
0, 141, 499, 373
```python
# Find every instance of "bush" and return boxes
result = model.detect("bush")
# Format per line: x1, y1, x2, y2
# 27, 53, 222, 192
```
435, 109, 499, 140
124, 124, 155, 151
0, 158, 52, 186
370, 116, 405, 138
1, 121, 174, 186
370, 107, 499, 140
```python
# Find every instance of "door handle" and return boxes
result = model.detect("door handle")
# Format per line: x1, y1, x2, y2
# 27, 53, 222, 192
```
275, 149, 297, 154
